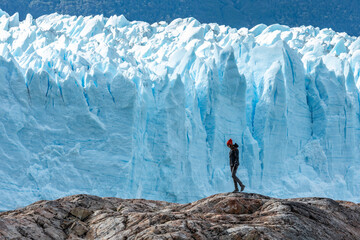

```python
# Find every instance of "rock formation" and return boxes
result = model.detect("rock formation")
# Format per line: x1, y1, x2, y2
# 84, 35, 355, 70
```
0, 193, 359, 239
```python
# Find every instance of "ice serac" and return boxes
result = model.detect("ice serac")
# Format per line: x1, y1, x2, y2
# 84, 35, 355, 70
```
0, 9, 359, 210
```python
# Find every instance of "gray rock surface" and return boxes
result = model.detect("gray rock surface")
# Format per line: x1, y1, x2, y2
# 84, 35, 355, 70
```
0, 193, 359, 239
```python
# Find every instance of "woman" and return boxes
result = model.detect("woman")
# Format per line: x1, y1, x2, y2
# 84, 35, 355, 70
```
227, 139, 245, 192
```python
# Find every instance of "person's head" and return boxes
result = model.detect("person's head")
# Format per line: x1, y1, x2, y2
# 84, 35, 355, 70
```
227, 139, 233, 148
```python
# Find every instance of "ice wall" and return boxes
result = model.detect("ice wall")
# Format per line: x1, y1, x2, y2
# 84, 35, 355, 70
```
0, 10, 359, 210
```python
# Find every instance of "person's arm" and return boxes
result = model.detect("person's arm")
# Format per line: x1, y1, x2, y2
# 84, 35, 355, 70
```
229, 150, 235, 166
235, 149, 239, 165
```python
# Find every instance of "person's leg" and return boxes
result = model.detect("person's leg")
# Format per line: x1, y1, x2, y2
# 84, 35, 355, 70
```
231, 165, 239, 191
232, 165, 245, 191
233, 178, 238, 191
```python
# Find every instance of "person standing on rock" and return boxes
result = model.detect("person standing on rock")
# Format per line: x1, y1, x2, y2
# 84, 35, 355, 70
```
227, 139, 245, 193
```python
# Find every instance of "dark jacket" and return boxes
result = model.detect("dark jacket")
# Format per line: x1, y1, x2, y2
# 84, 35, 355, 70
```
229, 144, 239, 167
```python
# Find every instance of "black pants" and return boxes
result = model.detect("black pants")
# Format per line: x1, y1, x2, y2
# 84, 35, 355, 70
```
231, 165, 243, 190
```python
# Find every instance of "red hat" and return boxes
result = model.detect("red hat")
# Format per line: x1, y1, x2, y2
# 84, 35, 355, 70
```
227, 139, 233, 146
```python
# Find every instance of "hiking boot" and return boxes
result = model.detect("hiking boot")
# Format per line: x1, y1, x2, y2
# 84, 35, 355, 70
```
232, 189, 239, 193
240, 184, 245, 192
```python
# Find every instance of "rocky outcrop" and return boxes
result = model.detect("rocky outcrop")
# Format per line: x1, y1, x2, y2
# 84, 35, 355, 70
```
0, 193, 359, 239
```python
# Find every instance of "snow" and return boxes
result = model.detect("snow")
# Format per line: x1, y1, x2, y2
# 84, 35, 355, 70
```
0, 9, 359, 211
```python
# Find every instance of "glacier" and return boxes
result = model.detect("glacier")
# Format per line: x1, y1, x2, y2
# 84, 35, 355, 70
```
0, 10, 359, 211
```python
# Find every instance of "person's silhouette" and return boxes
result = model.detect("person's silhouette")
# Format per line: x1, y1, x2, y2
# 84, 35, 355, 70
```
227, 139, 245, 192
